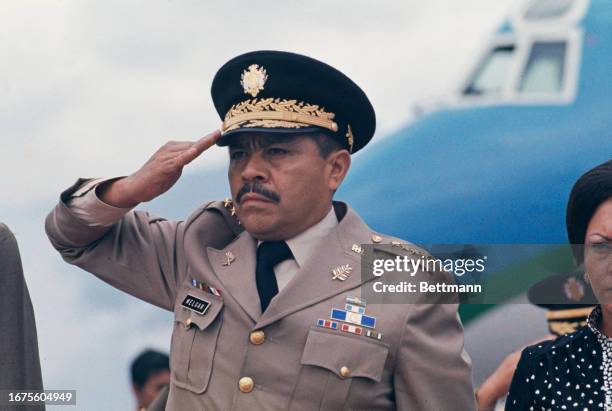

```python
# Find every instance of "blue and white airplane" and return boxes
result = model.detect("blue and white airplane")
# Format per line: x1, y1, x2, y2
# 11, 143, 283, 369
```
343, 0, 608, 245
337, 0, 610, 382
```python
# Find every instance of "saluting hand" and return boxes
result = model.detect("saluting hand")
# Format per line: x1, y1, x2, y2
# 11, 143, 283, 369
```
99, 130, 221, 208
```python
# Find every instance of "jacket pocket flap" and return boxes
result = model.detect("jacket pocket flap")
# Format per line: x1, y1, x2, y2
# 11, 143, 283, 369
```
301, 328, 388, 383
174, 287, 223, 330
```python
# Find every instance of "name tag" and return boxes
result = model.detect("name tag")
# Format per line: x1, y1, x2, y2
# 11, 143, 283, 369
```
181, 294, 211, 315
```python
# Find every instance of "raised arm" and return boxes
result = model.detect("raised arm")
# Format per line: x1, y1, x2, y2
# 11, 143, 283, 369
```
45, 131, 220, 310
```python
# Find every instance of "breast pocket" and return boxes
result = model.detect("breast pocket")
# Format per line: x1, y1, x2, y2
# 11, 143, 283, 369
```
171, 286, 224, 394
289, 327, 389, 411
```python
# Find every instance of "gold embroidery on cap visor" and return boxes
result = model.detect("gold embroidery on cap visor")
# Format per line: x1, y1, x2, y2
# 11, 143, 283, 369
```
221, 98, 356, 150
222, 98, 338, 133
546, 307, 595, 321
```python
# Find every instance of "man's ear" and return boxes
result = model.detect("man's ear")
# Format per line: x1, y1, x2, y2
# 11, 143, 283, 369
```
327, 149, 351, 191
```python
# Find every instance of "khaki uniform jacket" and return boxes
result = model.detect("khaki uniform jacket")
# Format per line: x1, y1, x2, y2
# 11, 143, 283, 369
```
45, 179, 476, 411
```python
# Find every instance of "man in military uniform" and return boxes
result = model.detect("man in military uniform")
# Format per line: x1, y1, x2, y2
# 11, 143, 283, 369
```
46, 51, 476, 410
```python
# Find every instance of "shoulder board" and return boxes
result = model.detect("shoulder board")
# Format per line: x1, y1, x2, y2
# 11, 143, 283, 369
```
186, 198, 243, 236
369, 233, 433, 260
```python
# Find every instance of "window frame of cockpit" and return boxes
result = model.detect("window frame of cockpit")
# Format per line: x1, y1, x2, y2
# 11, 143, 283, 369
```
457, 0, 588, 107
514, 0, 590, 29
508, 28, 582, 104
458, 27, 582, 106
459, 34, 517, 101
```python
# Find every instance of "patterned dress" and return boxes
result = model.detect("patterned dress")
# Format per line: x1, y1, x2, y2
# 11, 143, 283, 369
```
507, 305, 611, 410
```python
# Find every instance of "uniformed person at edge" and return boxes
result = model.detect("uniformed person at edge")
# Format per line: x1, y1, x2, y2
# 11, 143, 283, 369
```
45, 50, 476, 410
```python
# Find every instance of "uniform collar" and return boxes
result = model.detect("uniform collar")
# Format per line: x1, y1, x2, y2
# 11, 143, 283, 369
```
257, 206, 338, 268
207, 201, 375, 326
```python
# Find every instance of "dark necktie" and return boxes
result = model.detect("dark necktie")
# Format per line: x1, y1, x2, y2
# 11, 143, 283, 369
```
256, 241, 293, 312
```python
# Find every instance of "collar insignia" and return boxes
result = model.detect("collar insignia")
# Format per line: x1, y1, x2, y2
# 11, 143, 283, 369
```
222, 251, 236, 266
331, 264, 353, 281
351, 244, 364, 255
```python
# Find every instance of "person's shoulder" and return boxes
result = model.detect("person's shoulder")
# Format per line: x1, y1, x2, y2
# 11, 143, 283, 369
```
0, 223, 20, 265
0, 223, 16, 244
184, 198, 244, 238
522, 326, 591, 360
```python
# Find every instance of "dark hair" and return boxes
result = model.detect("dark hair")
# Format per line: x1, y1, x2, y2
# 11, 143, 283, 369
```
310, 132, 345, 157
130, 349, 170, 389
566, 159, 612, 264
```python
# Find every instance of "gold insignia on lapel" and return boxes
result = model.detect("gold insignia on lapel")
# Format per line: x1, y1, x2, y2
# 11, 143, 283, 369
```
351, 244, 364, 255
223, 198, 232, 208
371, 235, 382, 243
331, 264, 353, 281
222, 251, 236, 266
241, 64, 268, 97
346, 125, 354, 153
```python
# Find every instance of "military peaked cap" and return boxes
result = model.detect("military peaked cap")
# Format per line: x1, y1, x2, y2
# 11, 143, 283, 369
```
211, 50, 376, 154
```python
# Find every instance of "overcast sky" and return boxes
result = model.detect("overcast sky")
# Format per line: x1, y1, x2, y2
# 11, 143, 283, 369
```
1, 1, 516, 409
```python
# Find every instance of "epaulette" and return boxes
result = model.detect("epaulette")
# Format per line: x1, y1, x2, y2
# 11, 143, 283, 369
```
369, 233, 434, 262
367, 233, 442, 276
186, 198, 243, 237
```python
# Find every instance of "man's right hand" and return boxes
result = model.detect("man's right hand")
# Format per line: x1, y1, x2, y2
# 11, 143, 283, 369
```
98, 130, 221, 208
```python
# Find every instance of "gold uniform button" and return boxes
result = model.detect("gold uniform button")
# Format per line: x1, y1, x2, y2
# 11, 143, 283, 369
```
184, 318, 193, 329
250, 330, 265, 345
371, 234, 382, 243
340, 366, 350, 378
239, 377, 254, 393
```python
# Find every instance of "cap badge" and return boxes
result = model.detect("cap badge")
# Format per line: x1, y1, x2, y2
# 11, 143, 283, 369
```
241, 64, 268, 97
564, 276, 585, 302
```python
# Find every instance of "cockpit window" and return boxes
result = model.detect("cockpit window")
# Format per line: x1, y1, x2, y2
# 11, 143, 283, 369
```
524, 0, 575, 21
518, 41, 566, 94
455, 0, 583, 107
463, 45, 515, 96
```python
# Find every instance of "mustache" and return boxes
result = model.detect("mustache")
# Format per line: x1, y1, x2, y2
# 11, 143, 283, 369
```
236, 182, 280, 204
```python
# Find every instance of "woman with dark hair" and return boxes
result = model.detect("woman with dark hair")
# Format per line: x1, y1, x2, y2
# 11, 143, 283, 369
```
506, 159, 612, 410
